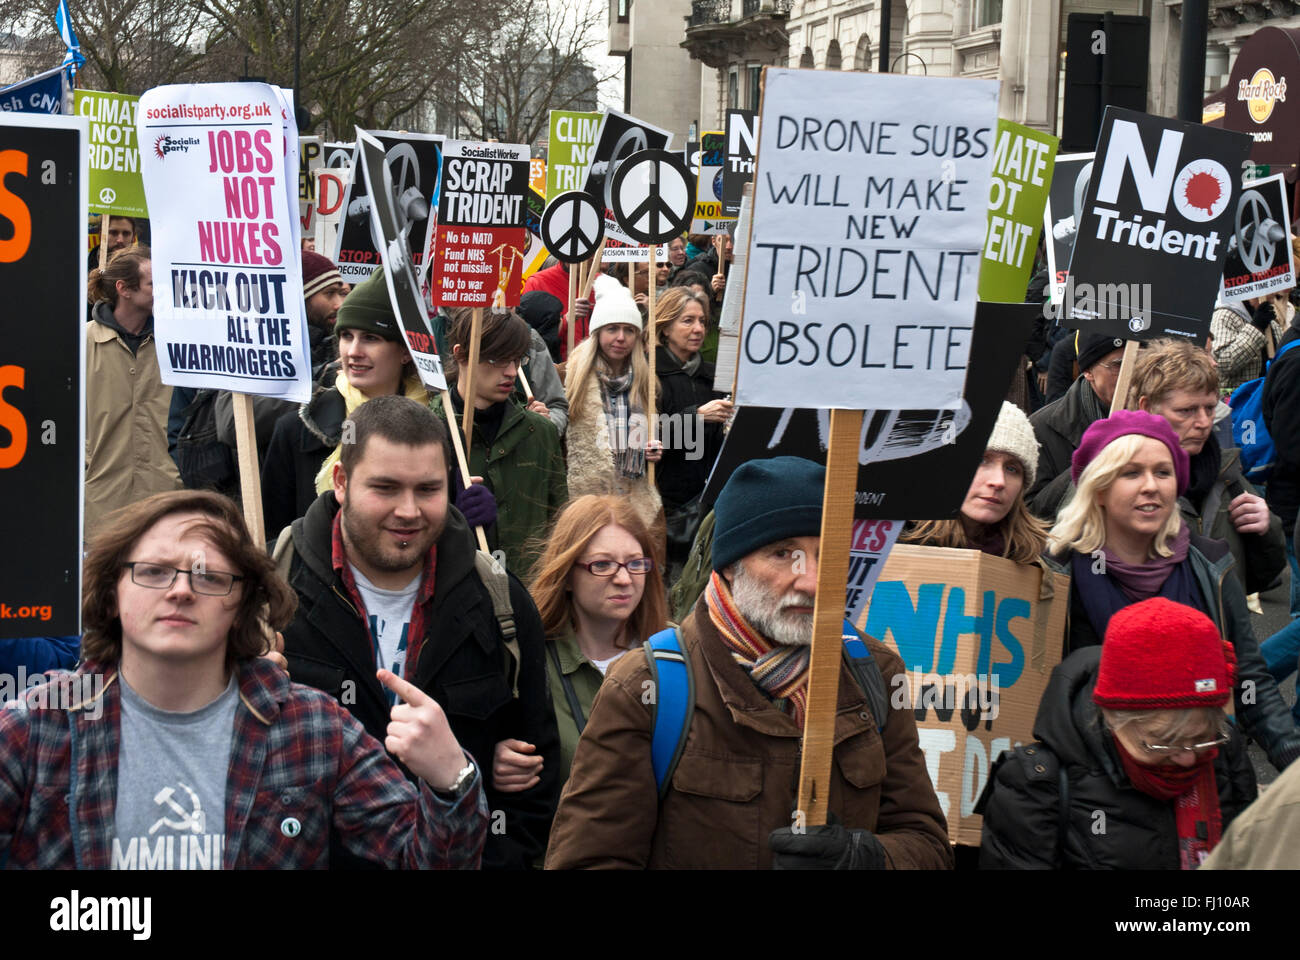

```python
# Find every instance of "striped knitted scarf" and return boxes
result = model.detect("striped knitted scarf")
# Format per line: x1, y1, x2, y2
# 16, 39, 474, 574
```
706, 570, 809, 728
597, 366, 645, 479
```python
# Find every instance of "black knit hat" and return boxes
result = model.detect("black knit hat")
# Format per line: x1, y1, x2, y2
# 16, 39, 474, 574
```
334, 268, 402, 342
1076, 332, 1126, 373
712, 456, 825, 572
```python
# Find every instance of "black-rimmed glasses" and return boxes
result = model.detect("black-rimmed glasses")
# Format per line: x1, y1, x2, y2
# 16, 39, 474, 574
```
123, 562, 244, 596
576, 557, 654, 577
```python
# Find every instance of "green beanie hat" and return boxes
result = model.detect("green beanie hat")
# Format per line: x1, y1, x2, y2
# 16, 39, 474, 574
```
712, 456, 825, 573
334, 268, 403, 341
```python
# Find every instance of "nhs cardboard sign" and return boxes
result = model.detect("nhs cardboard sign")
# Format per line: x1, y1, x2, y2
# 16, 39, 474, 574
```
1064, 106, 1251, 342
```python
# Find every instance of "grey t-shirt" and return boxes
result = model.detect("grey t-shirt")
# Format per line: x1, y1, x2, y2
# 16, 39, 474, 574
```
111, 673, 239, 870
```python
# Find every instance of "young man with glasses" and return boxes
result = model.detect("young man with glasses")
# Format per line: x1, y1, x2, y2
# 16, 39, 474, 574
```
278, 396, 561, 871
1027, 333, 1129, 520
430, 306, 568, 579
0, 489, 487, 869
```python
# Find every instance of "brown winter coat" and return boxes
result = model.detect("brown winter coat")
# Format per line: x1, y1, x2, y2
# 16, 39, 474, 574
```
84, 315, 180, 536
544, 597, 953, 869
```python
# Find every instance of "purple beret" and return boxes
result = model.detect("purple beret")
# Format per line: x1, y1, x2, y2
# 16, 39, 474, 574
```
1071, 409, 1190, 495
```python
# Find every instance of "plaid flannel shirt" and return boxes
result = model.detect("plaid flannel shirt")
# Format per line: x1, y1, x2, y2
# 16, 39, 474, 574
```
0, 657, 486, 869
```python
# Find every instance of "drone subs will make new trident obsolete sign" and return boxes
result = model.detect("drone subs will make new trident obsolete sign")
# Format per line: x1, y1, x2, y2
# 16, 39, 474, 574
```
734, 69, 998, 412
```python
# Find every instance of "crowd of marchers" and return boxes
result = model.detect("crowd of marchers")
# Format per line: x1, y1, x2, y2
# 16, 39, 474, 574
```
6, 224, 1300, 870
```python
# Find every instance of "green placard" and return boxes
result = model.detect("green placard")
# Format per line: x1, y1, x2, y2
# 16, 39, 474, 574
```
75, 90, 147, 217
978, 119, 1057, 302
545, 109, 601, 201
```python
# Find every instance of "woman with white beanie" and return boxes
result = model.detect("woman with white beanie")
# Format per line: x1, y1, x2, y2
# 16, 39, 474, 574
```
564, 273, 664, 547
903, 401, 1048, 562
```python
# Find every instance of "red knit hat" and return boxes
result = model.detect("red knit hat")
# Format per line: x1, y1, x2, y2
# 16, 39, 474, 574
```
1093, 598, 1235, 710
301, 250, 343, 300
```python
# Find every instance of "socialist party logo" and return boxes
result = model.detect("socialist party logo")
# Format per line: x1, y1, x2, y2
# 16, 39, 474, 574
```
154, 135, 200, 159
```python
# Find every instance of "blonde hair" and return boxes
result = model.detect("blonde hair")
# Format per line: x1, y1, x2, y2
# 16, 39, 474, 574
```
1126, 338, 1219, 410
1047, 433, 1183, 557
528, 495, 667, 645
653, 287, 711, 345
564, 326, 653, 425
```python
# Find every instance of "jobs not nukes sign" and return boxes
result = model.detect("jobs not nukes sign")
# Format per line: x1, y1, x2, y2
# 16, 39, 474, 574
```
735, 69, 998, 411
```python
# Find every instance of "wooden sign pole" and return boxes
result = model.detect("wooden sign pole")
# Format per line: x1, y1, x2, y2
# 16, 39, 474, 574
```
440, 387, 492, 555
462, 307, 483, 449
97, 213, 109, 270
231, 392, 267, 547
647, 243, 657, 486
794, 407, 864, 827
1109, 339, 1139, 414
517, 367, 534, 404
567, 266, 577, 359
580, 239, 607, 300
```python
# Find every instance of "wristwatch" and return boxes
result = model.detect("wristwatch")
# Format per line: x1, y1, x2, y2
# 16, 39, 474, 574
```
434, 758, 477, 802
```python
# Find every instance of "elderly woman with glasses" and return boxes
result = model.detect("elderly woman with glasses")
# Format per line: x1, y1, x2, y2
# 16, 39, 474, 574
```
978, 598, 1257, 869
492, 495, 668, 794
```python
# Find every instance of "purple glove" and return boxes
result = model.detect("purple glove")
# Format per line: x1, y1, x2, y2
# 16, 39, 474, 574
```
456, 482, 497, 529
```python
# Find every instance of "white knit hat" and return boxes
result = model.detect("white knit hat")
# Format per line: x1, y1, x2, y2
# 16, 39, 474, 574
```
589, 273, 644, 333
985, 401, 1039, 488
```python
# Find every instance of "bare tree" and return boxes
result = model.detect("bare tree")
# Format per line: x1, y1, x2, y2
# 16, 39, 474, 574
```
451, 0, 614, 146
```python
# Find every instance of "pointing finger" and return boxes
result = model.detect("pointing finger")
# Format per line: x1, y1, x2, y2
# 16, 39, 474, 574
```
378, 669, 430, 707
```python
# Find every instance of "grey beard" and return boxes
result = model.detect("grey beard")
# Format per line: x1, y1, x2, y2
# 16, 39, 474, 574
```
730, 562, 815, 647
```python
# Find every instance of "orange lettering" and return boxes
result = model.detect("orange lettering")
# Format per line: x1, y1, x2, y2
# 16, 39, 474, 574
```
0, 364, 27, 469
0, 150, 30, 263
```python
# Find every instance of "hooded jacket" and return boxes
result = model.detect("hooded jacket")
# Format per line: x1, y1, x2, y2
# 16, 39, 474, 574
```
978, 646, 1256, 869
544, 598, 953, 869
85, 302, 181, 535
1042, 533, 1300, 772
279, 494, 561, 870
1026, 375, 1108, 520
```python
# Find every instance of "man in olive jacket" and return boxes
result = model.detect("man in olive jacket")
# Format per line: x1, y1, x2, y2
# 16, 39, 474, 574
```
279, 397, 561, 870
545, 457, 952, 870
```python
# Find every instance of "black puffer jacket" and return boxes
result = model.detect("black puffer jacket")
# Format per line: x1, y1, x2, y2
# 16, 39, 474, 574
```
1263, 324, 1300, 530
978, 646, 1257, 869
654, 345, 725, 510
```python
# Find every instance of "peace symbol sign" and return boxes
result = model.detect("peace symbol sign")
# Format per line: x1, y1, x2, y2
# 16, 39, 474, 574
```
541, 190, 605, 264
610, 149, 693, 244
1236, 188, 1285, 275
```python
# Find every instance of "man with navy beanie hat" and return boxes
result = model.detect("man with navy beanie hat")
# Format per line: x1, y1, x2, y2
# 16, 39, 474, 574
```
546, 457, 952, 870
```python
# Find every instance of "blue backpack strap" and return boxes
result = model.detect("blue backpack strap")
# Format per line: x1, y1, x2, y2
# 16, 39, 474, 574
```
841, 620, 888, 733
644, 627, 694, 799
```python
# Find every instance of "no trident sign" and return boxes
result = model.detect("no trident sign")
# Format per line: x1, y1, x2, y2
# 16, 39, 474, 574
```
610, 148, 693, 244
541, 190, 605, 263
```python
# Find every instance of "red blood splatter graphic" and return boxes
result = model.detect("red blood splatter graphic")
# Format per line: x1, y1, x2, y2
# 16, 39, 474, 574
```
154, 135, 167, 160
1183, 170, 1224, 217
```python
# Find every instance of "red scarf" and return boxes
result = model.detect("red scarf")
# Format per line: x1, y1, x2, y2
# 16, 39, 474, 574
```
1113, 736, 1221, 869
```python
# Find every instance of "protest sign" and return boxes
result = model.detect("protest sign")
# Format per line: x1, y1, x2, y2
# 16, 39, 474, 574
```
431, 139, 530, 308
978, 119, 1057, 302
0, 67, 67, 115
323, 140, 353, 167
704, 301, 1035, 518
691, 130, 732, 233
356, 129, 445, 390
610, 149, 693, 244
845, 519, 903, 625
723, 108, 757, 217
298, 134, 322, 233
713, 185, 753, 391
1044, 152, 1093, 304
312, 166, 348, 254
333, 130, 443, 283
0, 112, 87, 638
734, 69, 999, 411
582, 109, 672, 245
542, 190, 603, 263
138, 82, 311, 403
75, 90, 146, 217
521, 185, 548, 280
546, 109, 600, 199
1063, 106, 1252, 341
529, 157, 546, 194
1220, 171, 1295, 301
857, 545, 1068, 844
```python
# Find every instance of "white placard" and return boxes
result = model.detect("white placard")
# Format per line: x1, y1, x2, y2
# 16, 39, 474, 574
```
138, 83, 311, 402
735, 69, 998, 411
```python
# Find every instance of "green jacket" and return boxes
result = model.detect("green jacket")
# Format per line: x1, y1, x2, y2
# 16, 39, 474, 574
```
429, 392, 567, 578
544, 627, 616, 778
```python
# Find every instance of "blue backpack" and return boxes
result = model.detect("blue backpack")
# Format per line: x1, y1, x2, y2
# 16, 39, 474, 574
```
642, 620, 890, 797
1229, 338, 1300, 483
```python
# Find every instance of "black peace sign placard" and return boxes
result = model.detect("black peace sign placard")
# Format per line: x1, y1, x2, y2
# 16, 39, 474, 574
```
610, 149, 693, 244
540, 190, 605, 263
